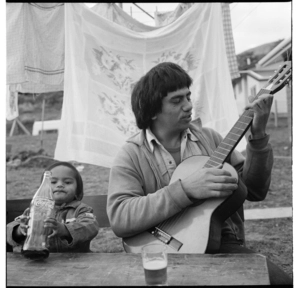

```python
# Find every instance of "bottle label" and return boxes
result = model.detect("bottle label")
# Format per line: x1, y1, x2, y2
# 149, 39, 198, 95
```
33, 197, 54, 210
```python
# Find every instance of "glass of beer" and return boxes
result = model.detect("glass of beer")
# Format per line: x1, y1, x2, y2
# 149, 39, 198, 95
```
141, 243, 168, 286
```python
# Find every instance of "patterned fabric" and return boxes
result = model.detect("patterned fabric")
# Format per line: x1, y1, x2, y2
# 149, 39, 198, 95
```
154, 3, 240, 80
54, 3, 246, 168
221, 3, 240, 80
6, 3, 64, 93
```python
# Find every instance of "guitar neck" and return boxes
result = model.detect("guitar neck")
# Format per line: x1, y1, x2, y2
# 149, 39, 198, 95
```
204, 88, 271, 168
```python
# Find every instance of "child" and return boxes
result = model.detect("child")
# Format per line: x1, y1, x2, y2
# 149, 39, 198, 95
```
7, 161, 99, 252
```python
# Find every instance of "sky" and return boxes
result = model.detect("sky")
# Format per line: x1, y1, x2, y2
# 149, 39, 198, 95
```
86, 2, 292, 55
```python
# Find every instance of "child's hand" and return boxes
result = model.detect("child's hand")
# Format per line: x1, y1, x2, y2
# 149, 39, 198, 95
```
44, 217, 71, 239
14, 208, 30, 237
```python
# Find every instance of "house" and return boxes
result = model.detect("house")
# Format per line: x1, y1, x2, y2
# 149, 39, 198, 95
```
232, 37, 292, 117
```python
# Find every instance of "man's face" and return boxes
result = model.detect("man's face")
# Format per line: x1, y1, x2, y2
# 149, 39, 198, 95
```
153, 87, 193, 133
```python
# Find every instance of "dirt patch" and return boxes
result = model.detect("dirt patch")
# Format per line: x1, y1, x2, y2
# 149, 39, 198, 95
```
245, 218, 293, 278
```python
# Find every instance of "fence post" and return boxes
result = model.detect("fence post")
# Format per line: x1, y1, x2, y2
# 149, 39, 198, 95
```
274, 99, 278, 128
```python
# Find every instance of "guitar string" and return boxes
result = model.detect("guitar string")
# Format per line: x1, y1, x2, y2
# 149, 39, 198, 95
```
154, 67, 291, 235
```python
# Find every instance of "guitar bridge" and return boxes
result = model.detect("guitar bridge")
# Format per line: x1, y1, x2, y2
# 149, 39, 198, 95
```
147, 227, 183, 251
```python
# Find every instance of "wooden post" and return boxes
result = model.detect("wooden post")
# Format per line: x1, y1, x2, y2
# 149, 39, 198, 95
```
274, 99, 278, 128
9, 118, 31, 137
9, 119, 17, 137
286, 83, 292, 142
40, 96, 45, 149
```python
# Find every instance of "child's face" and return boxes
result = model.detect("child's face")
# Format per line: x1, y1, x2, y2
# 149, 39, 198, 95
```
50, 166, 77, 206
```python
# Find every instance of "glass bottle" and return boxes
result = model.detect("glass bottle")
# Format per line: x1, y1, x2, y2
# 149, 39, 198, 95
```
22, 171, 54, 260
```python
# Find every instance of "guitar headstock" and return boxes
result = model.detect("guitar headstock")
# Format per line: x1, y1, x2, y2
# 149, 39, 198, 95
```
266, 61, 291, 94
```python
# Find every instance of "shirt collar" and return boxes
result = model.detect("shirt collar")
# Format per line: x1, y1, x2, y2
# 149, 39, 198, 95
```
183, 128, 198, 141
146, 128, 161, 153
146, 128, 198, 153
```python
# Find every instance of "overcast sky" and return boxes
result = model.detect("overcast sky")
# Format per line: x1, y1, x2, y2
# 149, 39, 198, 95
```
120, 2, 292, 54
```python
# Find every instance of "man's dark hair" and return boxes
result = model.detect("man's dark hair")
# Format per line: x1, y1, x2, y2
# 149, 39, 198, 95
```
131, 62, 193, 130
42, 161, 84, 201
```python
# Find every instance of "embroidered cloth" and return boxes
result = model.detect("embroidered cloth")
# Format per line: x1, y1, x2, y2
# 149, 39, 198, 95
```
54, 3, 246, 168
154, 3, 240, 80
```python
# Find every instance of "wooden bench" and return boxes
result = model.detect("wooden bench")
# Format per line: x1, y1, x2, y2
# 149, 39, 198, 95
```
32, 120, 61, 136
6, 195, 109, 251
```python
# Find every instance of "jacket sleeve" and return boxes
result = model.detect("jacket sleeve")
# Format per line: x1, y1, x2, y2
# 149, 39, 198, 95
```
235, 134, 273, 201
7, 221, 25, 247
107, 146, 193, 238
62, 204, 99, 249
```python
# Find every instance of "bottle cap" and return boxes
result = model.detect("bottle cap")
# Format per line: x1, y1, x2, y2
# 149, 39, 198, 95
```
44, 171, 52, 177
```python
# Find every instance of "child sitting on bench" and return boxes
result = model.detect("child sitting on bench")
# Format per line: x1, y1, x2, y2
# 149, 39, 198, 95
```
7, 161, 99, 252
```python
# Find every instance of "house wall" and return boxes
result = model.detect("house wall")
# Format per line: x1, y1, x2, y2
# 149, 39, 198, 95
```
232, 75, 287, 116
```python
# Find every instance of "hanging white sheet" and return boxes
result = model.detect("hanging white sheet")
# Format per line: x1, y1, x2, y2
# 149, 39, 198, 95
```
6, 3, 64, 93
154, 3, 240, 80
54, 3, 246, 168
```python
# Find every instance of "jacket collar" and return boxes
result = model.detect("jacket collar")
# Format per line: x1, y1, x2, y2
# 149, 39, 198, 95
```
127, 118, 203, 147
126, 117, 213, 156
145, 127, 199, 153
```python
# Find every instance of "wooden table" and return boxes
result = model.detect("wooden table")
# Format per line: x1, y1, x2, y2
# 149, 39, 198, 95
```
7, 252, 270, 286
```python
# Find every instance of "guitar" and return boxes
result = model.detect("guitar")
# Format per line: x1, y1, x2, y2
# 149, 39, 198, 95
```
123, 61, 292, 254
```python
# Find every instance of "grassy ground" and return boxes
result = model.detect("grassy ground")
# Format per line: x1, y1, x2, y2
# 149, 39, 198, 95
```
6, 116, 292, 278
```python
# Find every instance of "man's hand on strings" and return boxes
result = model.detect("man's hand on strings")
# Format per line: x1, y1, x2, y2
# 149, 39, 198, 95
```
180, 164, 238, 200
245, 93, 273, 139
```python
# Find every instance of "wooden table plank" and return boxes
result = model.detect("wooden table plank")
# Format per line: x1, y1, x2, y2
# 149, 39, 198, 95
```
6, 252, 270, 286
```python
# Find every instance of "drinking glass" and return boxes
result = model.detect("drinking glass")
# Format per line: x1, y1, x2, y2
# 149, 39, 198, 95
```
141, 243, 168, 286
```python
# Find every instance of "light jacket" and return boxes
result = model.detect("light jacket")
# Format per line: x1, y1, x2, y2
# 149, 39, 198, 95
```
107, 118, 273, 246
7, 200, 99, 252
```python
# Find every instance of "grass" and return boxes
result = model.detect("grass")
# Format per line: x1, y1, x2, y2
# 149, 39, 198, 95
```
6, 116, 293, 278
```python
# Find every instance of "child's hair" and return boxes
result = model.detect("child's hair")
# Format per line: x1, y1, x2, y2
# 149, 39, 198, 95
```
43, 161, 84, 201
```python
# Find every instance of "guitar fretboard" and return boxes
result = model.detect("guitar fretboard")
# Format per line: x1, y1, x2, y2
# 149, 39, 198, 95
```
204, 88, 270, 168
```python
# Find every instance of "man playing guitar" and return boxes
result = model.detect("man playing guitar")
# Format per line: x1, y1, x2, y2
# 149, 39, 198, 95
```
107, 62, 292, 285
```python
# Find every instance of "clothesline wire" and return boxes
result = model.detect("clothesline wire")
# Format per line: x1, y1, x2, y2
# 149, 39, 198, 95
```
132, 3, 154, 19
230, 3, 238, 11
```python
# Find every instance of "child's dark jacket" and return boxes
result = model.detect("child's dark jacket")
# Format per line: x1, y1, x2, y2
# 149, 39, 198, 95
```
7, 200, 99, 252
